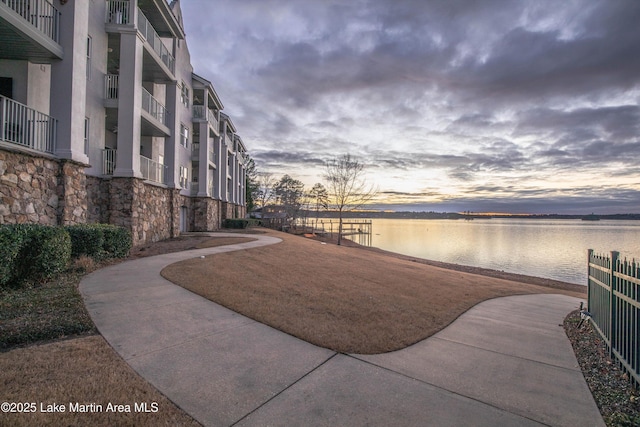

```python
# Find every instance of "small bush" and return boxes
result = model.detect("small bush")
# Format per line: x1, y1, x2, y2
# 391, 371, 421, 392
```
223, 219, 249, 229
23, 226, 72, 282
66, 225, 105, 258
0, 226, 24, 287
98, 224, 132, 258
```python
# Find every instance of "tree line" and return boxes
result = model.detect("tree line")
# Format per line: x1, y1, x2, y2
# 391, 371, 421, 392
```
244, 154, 376, 245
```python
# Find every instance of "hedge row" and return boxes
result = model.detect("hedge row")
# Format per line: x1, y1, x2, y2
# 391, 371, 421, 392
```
223, 218, 262, 229
65, 224, 132, 259
0, 223, 131, 287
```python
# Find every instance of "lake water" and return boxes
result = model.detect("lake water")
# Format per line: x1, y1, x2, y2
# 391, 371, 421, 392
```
349, 218, 640, 285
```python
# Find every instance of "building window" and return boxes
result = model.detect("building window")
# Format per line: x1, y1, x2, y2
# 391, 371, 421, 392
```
179, 166, 189, 189
180, 124, 189, 148
180, 82, 190, 107
84, 117, 90, 154
86, 36, 92, 80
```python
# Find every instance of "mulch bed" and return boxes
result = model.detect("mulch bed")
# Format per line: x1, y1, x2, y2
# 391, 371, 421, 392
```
564, 310, 640, 426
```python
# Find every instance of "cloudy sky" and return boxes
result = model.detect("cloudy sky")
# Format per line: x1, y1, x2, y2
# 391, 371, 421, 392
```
180, 0, 640, 214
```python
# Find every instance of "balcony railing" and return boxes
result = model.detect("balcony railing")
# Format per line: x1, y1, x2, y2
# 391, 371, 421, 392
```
140, 155, 166, 184
137, 7, 175, 74
191, 142, 199, 159
102, 148, 116, 175
209, 150, 216, 164
190, 181, 199, 195
105, 0, 130, 24
141, 87, 168, 126
192, 105, 219, 130
104, 74, 119, 99
2, 0, 60, 43
0, 95, 56, 154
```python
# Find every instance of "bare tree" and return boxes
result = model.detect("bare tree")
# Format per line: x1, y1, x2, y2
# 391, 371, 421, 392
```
255, 172, 276, 216
324, 154, 377, 245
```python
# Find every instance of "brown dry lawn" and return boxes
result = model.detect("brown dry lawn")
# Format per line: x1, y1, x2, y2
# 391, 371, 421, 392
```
162, 228, 586, 354
0, 336, 200, 427
1, 234, 256, 427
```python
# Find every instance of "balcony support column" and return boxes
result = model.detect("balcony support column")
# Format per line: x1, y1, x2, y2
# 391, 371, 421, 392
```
163, 81, 179, 188
113, 31, 144, 178
50, 0, 89, 164
197, 121, 209, 197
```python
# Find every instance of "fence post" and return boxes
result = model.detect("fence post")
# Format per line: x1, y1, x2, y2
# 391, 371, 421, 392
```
610, 251, 619, 358
587, 249, 593, 313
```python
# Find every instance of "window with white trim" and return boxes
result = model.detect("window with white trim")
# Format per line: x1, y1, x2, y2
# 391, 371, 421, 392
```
179, 166, 189, 189
180, 124, 189, 148
86, 36, 92, 80
84, 117, 90, 154
180, 81, 190, 107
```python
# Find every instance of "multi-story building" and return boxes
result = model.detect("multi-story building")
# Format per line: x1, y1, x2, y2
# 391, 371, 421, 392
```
0, 0, 248, 245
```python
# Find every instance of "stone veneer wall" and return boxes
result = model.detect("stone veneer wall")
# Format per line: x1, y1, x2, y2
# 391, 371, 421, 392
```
0, 147, 87, 225
193, 197, 221, 231
86, 175, 110, 223
1, 146, 246, 244
107, 178, 183, 246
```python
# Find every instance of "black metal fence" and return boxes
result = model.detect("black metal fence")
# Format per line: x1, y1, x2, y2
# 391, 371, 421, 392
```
588, 249, 640, 386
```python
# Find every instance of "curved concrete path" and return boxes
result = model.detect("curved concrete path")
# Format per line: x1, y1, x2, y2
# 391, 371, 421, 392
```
80, 233, 604, 427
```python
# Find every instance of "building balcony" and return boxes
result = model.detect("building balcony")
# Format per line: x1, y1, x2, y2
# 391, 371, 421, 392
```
137, 7, 174, 74
191, 142, 199, 161
192, 105, 219, 132
0, 0, 62, 61
104, 77, 170, 136
140, 154, 166, 184
141, 87, 170, 136
102, 150, 166, 185
209, 149, 216, 165
0, 95, 56, 154
105, 2, 176, 78
102, 148, 116, 175
104, 73, 119, 106
105, 0, 130, 25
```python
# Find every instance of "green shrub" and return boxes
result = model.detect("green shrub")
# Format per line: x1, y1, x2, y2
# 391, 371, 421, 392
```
66, 224, 105, 258
22, 226, 72, 282
223, 219, 249, 229
97, 224, 132, 258
2, 224, 71, 285
0, 226, 24, 287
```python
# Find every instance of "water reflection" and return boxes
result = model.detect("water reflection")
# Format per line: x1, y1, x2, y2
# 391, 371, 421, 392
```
363, 219, 640, 285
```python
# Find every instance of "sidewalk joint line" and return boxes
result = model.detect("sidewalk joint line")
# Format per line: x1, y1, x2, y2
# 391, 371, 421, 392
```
230, 352, 339, 426
430, 335, 580, 372
346, 354, 554, 427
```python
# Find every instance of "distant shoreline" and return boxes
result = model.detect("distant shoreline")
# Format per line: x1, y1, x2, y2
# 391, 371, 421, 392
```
304, 211, 640, 221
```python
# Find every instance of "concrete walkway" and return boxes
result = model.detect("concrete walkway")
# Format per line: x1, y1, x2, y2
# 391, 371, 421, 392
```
80, 233, 604, 427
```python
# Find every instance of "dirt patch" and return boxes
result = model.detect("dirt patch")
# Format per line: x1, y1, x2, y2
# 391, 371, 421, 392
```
0, 335, 200, 427
162, 228, 586, 354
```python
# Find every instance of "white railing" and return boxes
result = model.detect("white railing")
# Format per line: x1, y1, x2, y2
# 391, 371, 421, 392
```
140, 155, 166, 184
104, 74, 119, 99
102, 148, 116, 175
209, 150, 216, 164
137, 8, 175, 74
192, 105, 219, 130
105, 0, 130, 24
141, 87, 168, 126
0, 95, 56, 154
2, 0, 60, 43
